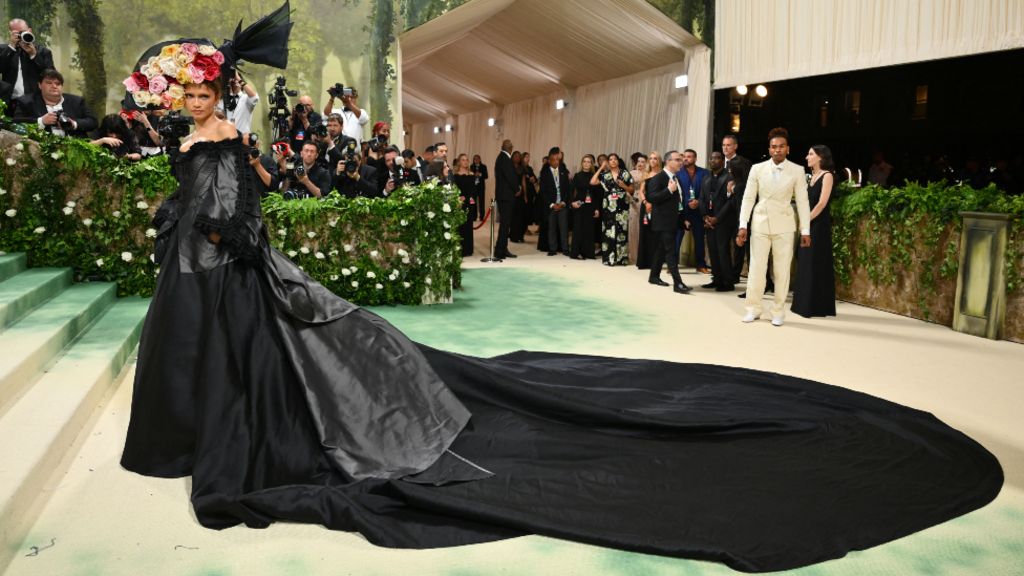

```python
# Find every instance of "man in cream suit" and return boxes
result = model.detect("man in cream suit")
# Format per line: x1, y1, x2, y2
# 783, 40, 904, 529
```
736, 127, 811, 326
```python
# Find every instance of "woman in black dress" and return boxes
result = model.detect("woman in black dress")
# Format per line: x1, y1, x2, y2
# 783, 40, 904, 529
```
591, 153, 633, 266
570, 154, 600, 259
118, 35, 1001, 576
509, 151, 526, 243
792, 145, 837, 317
451, 153, 476, 257
521, 152, 539, 233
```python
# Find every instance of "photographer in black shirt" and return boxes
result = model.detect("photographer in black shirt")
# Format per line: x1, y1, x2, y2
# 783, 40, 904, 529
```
279, 141, 330, 199
332, 147, 378, 198
287, 94, 322, 152
315, 113, 356, 172
243, 132, 280, 198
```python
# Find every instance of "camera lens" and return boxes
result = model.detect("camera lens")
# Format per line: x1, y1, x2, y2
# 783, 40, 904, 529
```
19, 31, 34, 44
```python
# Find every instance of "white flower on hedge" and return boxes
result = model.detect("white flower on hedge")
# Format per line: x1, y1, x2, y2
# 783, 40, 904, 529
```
443, 232, 452, 240
329, 218, 338, 228
442, 203, 452, 213
443, 221, 450, 229
287, 249, 298, 257
62, 206, 73, 215
351, 280, 359, 288
66, 200, 76, 208
341, 268, 352, 276
397, 248, 409, 257
343, 244, 353, 252
329, 274, 339, 281
5, 158, 15, 166
402, 256, 411, 264
426, 211, 435, 219
0, 188, 6, 195
315, 251, 325, 260
121, 251, 133, 262
389, 271, 399, 281
277, 228, 287, 237
349, 266, 358, 273
425, 277, 432, 285
4, 209, 15, 217
306, 231, 316, 238
149, 254, 155, 263
299, 246, 310, 254
402, 282, 411, 288
400, 219, 409, 226
82, 218, 92, 227
112, 210, 121, 218
95, 258, 104, 267
32, 194, 40, 201
370, 250, 379, 258
375, 283, 383, 290
50, 151, 62, 160
14, 142, 24, 151
136, 200, 149, 210
145, 228, 157, 238
328, 249, 339, 257
366, 271, 376, 279
33, 226, 45, 234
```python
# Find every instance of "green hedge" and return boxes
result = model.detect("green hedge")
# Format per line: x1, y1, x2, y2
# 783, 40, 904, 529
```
0, 128, 464, 305
831, 180, 1024, 317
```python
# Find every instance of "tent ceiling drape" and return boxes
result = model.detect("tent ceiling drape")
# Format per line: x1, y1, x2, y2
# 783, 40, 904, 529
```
401, 0, 706, 126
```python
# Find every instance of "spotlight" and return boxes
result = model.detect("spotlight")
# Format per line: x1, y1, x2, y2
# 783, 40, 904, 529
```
444, 124, 452, 132
555, 99, 566, 110
433, 126, 440, 134
736, 85, 748, 95
487, 117, 495, 127
755, 84, 768, 98
674, 74, 688, 89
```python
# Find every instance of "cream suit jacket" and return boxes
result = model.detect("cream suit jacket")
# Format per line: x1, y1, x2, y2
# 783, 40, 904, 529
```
737, 159, 811, 236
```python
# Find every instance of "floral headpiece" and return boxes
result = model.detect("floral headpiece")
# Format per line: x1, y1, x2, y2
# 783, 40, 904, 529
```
122, 43, 225, 110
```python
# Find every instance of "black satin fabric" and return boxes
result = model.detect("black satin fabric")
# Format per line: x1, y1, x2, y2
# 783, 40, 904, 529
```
122, 141, 1003, 573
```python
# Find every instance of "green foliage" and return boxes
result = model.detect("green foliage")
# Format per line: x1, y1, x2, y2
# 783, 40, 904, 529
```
0, 129, 464, 305
830, 181, 1024, 317
64, 0, 108, 117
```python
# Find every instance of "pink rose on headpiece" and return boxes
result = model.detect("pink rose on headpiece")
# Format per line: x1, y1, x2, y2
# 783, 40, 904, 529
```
211, 50, 225, 66
148, 74, 168, 95
187, 63, 205, 84
123, 76, 140, 93
180, 43, 199, 59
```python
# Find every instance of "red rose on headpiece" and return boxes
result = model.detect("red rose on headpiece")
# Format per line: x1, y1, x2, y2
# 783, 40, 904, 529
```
192, 54, 221, 82
130, 72, 149, 92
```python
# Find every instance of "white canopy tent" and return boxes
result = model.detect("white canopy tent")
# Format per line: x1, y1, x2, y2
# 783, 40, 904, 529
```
398, 0, 711, 203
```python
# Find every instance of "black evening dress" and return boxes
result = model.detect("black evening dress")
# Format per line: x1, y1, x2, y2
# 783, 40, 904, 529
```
598, 169, 632, 266
569, 171, 599, 259
792, 174, 837, 317
451, 173, 476, 257
122, 139, 1002, 574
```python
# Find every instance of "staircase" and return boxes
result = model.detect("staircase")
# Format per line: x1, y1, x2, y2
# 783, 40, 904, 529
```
0, 253, 149, 572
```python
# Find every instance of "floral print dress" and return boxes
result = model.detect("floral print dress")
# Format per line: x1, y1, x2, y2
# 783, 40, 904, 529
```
599, 169, 633, 266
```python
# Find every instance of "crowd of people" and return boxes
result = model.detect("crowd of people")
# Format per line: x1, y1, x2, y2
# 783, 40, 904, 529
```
1, 17, 836, 325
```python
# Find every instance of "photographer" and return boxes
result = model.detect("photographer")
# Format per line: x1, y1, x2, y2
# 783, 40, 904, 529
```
244, 133, 280, 198
332, 147, 378, 199
323, 85, 368, 145
0, 18, 55, 106
315, 113, 357, 171
400, 149, 423, 186
90, 114, 142, 161
11, 68, 96, 138
120, 109, 163, 154
279, 141, 330, 199
378, 146, 403, 197
287, 94, 322, 152
225, 70, 259, 134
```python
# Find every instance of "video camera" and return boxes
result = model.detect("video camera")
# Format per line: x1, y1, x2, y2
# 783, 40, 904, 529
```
157, 111, 194, 144
268, 76, 297, 140
326, 83, 356, 99
19, 31, 34, 44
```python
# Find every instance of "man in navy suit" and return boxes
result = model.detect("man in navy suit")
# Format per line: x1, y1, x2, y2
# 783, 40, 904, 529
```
645, 150, 692, 294
676, 148, 709, 273
11, 69, 96, 138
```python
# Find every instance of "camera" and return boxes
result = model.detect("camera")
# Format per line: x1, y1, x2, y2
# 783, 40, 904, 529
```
339, 139, 359, 174
326, 83, 356, 99
246, 133, 261, 160
157, 111, 194, 143
55, 109, 75, 132
19, 31, 34, 44
225, 93, 239, 112
268, 76, 298, 140
311, 123, 328, 138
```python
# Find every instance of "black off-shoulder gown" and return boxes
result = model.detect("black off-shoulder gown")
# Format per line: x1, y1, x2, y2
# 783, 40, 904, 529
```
121, 139, 1002, 573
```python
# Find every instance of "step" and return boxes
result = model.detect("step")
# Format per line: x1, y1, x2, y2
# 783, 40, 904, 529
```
0, 297, 149, 571
0, 253, 26, 283
0, 268, 72, 330
0, 283, 116, 413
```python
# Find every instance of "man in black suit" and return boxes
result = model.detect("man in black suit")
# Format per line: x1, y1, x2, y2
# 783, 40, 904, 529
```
493, 139, 518, 259
722, 134, 771, 297
11, 69, 96, 138
538, 147, 571, 256
644, 150, 692, 294
0, 19, 54, 106
700, 151, 737, 291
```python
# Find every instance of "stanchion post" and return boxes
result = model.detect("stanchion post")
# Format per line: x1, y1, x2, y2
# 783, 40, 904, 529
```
481, 199, 500, 263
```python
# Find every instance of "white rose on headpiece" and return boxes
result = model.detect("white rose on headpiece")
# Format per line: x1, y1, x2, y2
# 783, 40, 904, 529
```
198, 45, 217, 56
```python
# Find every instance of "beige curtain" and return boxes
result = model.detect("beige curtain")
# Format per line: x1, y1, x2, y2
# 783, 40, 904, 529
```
715, 0, 1024, 88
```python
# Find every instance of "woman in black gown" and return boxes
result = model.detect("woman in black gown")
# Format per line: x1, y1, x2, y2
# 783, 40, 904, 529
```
508, 151, 526, 243
120, 37, 1001, 575
570, 154, 600, 259
792, 145, 837, 317
450, 153, 476, 257
521, 152, 539, 232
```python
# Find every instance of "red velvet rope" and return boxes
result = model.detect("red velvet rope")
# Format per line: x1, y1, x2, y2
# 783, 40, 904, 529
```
473, 206, 493, 230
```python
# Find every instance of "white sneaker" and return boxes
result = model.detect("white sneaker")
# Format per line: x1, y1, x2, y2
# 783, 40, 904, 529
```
771, 315, 785, 327
742, 312, 758, 323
